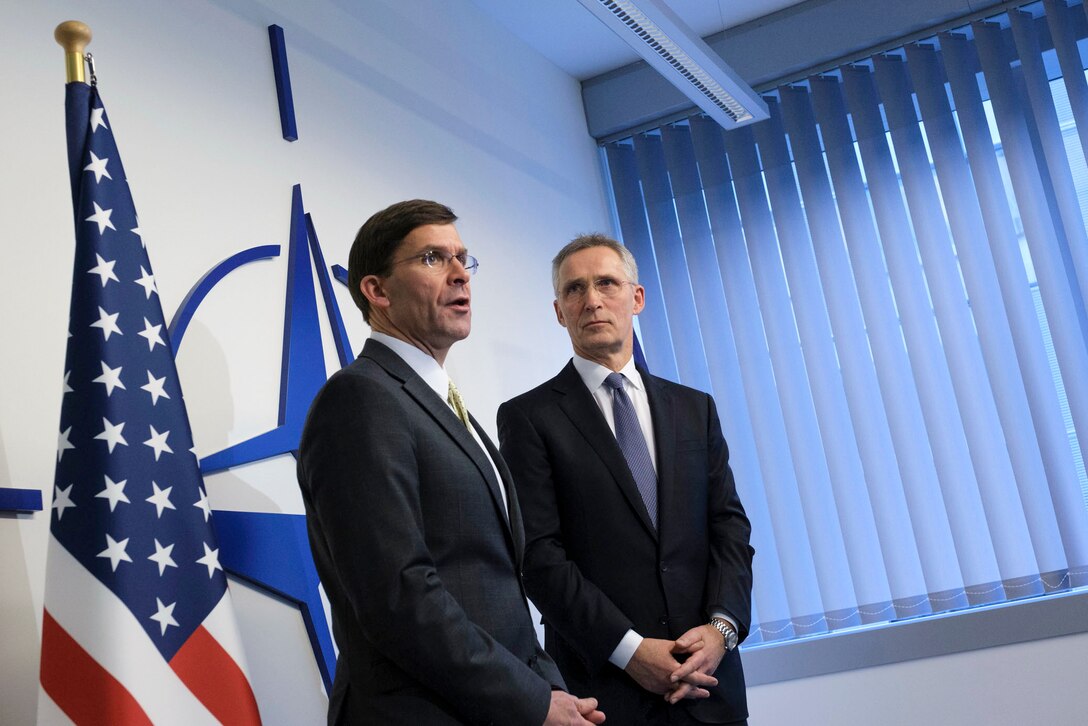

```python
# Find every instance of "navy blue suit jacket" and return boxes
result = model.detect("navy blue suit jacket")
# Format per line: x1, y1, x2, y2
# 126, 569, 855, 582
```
498, 360, 753, 724
299, 340, 564, 725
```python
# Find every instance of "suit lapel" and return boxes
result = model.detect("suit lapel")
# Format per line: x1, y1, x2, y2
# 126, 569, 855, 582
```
553, 361, 658, 540
362, 340, 516, 546
474, 419, 525, 568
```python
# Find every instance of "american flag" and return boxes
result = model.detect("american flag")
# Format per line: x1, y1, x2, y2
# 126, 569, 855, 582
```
39, 80, 262, 725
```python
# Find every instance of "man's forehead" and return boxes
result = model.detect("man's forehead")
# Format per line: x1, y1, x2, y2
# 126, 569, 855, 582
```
560, 246, 624, 277
400, 223, 466, 251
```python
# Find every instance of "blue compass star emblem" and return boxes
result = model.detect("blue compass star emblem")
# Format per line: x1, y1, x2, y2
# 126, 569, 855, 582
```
168, 184, 351, 688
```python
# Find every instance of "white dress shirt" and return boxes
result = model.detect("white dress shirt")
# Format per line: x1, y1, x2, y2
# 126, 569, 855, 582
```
572, 354, 658, 472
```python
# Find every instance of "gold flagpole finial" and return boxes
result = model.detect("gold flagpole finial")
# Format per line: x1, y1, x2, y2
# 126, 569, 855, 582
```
54, 21, 92, 84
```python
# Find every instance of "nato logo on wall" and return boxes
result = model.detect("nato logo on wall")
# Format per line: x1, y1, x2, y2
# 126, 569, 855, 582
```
168, 183, 347, 688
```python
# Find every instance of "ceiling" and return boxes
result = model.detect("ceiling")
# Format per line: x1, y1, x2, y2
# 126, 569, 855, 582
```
467, 0, 811, 80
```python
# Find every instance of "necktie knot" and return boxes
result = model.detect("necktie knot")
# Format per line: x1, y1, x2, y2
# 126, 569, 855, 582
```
604, 372, 626, 392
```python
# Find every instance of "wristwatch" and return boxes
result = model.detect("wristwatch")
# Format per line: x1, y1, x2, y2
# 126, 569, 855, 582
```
709, 617, 738, 651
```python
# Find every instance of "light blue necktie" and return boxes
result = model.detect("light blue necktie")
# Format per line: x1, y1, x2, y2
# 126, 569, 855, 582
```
604, 372, 658, 529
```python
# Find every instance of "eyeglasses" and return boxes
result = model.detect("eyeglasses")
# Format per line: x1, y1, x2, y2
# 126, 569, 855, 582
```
559, 277, 634, 302
392, 249, 479, 275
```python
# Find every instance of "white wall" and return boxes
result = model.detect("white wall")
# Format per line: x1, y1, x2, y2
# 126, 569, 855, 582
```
2, 1, 1084, 725
1, 1, 608, 723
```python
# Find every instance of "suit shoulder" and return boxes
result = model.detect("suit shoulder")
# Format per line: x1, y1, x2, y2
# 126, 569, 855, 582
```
647, 372, 709, 400
500, 373, 564, 412
306, 358, 404, 421
646, 374, 720, 423
317, 357, 380, 391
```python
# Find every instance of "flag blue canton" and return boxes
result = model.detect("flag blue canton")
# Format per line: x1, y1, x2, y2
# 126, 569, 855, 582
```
53, 83, 224, 661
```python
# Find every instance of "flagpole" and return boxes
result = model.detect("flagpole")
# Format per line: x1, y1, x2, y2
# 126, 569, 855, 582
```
54, 21, 91, 84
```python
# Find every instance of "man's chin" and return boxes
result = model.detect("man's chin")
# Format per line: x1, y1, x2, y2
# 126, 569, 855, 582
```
448, 322, 472, 342
578, 331, 619, 347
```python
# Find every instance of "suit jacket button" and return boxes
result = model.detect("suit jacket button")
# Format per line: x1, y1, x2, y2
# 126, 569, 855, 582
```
660, 563, 669, 572
659, 616, 668, 625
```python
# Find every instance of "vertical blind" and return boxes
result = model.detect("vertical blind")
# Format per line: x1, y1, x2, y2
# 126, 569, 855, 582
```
604, 0, 1088, 646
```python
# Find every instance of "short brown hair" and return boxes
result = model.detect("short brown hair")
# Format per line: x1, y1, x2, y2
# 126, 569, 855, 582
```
551, 233, 639, 295
348, 200, 458, 323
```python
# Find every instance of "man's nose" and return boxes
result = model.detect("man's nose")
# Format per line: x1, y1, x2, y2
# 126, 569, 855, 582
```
448, 257, 469, 284
582, 284, 603, 308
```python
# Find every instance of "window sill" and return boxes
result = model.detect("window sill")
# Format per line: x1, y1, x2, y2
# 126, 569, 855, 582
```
741, 588, 1088, 685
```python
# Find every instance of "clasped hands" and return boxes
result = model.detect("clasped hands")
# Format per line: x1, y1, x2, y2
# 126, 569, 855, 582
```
624, 624, 726, 704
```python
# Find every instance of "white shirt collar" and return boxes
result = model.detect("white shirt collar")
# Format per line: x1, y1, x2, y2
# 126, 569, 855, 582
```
370, 332, 449, 401
571, 353, 643, 393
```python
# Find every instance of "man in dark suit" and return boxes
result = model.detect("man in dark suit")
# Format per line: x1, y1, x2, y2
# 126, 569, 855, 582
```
498, 234, 754, 725
297, 201, 605, 725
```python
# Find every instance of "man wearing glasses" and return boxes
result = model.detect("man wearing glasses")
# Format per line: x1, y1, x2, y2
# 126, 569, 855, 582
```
498, 234, 754, 725
297, 201, 604, 725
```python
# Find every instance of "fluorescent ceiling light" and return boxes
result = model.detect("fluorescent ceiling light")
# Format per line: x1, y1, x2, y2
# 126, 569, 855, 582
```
576, 0, 768, 129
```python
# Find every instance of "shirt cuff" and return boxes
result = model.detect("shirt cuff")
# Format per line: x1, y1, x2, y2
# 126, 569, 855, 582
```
608, 629, 643, 669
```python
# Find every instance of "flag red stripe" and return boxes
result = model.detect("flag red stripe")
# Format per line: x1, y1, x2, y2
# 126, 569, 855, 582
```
170, 625, 261, 725
40, 609, 154, 726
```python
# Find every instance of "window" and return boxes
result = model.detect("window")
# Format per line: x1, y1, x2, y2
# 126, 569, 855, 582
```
602, 4, 1088, 658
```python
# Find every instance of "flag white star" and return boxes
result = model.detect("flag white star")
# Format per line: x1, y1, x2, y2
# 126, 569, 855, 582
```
150, 598, 179, 636
193, 487, 212, 522
141, 370, 170, 405
148, 539, 177, 576
63, 370, 73, 394
134, 266, 157, 299
92, 361, 126, 397
57, 426, 75, 462
85, 201, 116, 235
97, 534, 132, 572
87, 253, 119, 287
95, 475, 130, 512
196, 542, 223, 579
138, 318, 165, 352
83, 151, 112, 183
52, 484, 76, 520
131, 222, 143, 247
89, 106, 108, 133
90, 306, 123, 340
146, 482, 175, 518
94, 417, 128, 453
143, 426, 173, 461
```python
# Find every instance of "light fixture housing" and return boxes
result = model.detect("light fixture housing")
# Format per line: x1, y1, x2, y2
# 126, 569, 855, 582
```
575, 0, 768, 129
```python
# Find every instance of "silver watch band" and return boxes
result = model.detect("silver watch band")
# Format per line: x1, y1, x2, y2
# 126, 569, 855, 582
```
709, 617, 738, 651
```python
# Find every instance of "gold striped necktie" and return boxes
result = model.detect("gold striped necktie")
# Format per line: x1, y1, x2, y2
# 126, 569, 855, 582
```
447, 380, 471, 429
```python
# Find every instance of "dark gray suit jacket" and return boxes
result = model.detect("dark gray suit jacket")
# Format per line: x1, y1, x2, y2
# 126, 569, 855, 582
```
498, 361, 754, 724
298, 339, 564, 725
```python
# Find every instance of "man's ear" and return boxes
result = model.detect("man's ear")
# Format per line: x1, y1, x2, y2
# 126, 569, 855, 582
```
632, 284, 646, 315
554, 299, 568, 328
360, 275, 390, 312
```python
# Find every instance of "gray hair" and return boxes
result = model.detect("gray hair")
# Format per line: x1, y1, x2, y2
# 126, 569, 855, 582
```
551, 233, 639, 294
